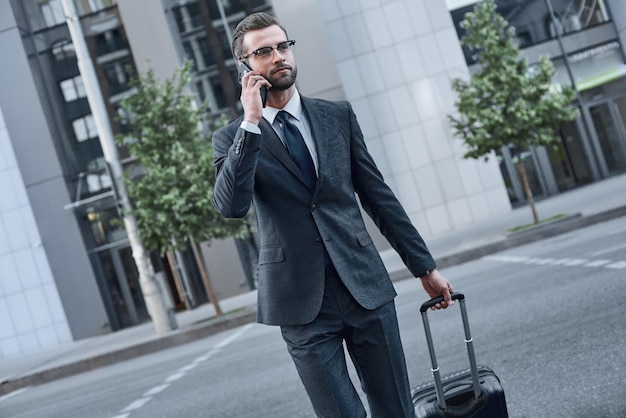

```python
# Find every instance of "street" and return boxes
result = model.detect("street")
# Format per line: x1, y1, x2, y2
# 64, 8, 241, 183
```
1, 217, 625, 418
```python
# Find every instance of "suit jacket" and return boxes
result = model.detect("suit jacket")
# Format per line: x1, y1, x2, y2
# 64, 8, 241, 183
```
212, 96, 435, 326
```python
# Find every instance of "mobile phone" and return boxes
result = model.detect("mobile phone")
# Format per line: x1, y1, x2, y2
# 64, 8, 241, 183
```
238, 61, 268, 108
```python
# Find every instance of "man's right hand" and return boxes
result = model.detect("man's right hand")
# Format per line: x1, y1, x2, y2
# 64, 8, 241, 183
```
420, 269, 454, 310
241, 69, 271, 125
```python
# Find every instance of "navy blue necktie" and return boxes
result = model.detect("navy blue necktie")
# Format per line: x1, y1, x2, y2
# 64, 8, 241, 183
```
277, 110, 317, 192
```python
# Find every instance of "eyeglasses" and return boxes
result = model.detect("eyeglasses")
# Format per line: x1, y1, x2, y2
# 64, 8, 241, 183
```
240, 40, 296, 61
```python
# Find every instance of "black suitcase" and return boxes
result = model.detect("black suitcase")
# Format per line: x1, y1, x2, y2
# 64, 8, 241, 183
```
412, 292, 508, 417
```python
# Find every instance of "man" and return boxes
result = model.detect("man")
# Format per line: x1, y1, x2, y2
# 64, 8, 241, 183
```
213, 12, 454, 418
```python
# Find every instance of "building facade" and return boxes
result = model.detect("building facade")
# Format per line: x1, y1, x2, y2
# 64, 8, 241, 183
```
450, 0, 626, 204
2, 0, 622, 358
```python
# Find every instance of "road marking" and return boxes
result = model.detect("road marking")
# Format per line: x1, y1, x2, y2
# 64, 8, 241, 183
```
0, 387, 29, 403
215, 324, 253, 348
606, 261, 626, 269
121, 397, 151, 412
179, 363, 198, 372
563, 258, 588, 266
165, 372, 185, 382
584, 259, 612, 267
484, 255, 625, 271
143, 384, 170, 397
112, 323, 254, 418
592, 243, 626, 256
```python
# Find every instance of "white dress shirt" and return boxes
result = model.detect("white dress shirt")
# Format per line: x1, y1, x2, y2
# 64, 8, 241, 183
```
239, 90, 319, 174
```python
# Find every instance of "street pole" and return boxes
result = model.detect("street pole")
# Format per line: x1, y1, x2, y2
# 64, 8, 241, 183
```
60, 0, 176, 334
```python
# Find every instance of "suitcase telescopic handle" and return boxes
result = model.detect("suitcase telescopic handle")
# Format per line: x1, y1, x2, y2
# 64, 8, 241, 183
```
420, 292, 482, 412
420, 292, 465, 313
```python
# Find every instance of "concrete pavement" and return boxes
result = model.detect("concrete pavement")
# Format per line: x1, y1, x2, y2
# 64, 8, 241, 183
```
1, 173, 625, 397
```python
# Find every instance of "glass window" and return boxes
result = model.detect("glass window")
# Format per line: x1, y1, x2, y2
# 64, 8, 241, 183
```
60, 75, 87, 102
93, 29, 127, 57
198, 37, 214, 68
52, 41, 76, 60
210, 74, 227, 109
103, 60, 132, 95
40, 0, 65, 28
76, 0, 115, 15
450, 0, 614, 66
73, 114, 98, 142
183, 41, 198, 70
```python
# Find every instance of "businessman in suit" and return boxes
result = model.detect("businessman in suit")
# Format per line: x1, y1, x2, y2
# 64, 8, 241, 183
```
213, 12, 454, 418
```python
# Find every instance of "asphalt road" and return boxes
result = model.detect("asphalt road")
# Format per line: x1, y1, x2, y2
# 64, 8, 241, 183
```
1, 218, 625, 418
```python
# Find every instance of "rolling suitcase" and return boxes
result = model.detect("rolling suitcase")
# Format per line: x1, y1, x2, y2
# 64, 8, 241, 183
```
412, 292, 508, 417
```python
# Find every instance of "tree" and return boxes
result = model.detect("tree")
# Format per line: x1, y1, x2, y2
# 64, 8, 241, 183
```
449, 0, 578, 223
116, 62, 247, 316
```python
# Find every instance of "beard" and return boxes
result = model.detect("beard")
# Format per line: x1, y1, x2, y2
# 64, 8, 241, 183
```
267, 64, 297, 91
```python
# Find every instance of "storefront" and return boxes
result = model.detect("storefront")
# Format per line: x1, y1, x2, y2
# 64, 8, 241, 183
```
498, 40, 626, 206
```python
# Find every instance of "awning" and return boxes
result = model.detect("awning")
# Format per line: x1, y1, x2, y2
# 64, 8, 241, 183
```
576, 65, 626, 91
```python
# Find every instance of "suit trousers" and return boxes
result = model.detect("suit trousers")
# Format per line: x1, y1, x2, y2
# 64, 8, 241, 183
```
280, 265, 415, 418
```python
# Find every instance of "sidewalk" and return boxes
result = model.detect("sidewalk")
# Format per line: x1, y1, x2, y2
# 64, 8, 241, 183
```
2, 173, 626, 396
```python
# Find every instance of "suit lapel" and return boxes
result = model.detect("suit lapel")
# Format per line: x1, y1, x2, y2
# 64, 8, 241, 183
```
259, 97, 339, 194
259, 117, 309, 189
301, 97, 334, 192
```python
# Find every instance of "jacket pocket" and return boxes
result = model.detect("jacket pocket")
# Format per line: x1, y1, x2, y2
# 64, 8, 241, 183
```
258, 246, 285, 264
355, 230, 373, 247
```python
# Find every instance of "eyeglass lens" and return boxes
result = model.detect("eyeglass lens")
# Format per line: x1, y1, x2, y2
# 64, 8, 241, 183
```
251, 40, 295, 59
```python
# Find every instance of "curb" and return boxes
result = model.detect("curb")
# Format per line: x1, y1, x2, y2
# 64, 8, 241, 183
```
438, 205, 626, 269
390, 206, 626, 279
0, 307, 257, 396
2, 205, 626, 396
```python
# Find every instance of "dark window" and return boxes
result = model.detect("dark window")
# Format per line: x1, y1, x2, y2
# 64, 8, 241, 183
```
198, 37, 214, 68
210, 74, 227, 109
103, 60, 132, 96
450, 0, 614, 66
93, 29, 127, 56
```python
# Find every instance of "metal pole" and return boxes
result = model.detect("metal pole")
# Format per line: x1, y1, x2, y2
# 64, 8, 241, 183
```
543, 0, 600, 180
215, 0, 233, 48
61, 0, 176, 334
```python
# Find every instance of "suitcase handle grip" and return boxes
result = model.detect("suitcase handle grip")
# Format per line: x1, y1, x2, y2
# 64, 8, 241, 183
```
420, 292, 481, 411
420, 292, 465, 313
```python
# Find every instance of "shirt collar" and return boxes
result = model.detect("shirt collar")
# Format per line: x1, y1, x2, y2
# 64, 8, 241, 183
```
263, 89, 302, 125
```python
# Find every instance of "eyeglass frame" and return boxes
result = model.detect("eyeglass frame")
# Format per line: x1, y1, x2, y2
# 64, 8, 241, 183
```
239, 40, 296, 61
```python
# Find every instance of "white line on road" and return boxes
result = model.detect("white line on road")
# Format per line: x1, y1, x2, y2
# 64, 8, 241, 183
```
121, 397, 151, 412
563, 258, 588, 266
112, 323, 254, 418
179, 363, 198, 372
143, 383, 170, 397
215, 323, 254, 348
0, 387, 29, 403
593, 243, 626, 256
584, 259, 612, 267
606, 261, 626, 269
165, 372, 186, 382
484, 255, 625, 271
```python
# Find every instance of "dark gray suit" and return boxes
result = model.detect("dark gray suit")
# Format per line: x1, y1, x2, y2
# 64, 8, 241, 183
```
213, 96, 434, 417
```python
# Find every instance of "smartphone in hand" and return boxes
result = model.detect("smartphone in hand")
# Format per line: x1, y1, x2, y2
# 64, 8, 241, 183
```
238, 61, 268, 108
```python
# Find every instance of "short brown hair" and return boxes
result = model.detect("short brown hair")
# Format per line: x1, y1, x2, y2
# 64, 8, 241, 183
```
232, 12, 289, 60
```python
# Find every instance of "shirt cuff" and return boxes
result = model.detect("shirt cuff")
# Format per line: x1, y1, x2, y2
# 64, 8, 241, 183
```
240, 121, 261, 134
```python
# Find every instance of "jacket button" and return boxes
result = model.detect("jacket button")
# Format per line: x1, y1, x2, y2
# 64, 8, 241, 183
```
310, 204, 317, 212
314, 238, 322, 246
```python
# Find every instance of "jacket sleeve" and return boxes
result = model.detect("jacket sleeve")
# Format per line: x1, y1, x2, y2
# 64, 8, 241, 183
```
212, 124, 262, 219
346, 101, 436, 277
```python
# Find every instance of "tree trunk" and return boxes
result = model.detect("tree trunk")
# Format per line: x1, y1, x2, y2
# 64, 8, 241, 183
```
516, 158, 539, 224
190, 238, 222, 317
